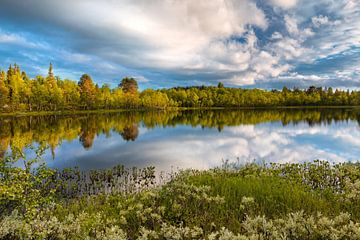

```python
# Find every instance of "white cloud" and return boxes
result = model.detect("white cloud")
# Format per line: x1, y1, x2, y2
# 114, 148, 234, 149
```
279, 73, 330, 81
0, 33, 20, 43
296, 0, 360, 62
312, 15, 329, 27
1, 0, 280, 86
61, 51, 92, 63
284, 15, 299, 35
47, 0, 268, 70
274, 38, 304, 60
0, 0, 359, 87
263, 15, 315, 68
196, 29, 294, 86
312, 15, 341, 28
270, 0, 298, 9
229, 72, 258, 85
133, 76, 150, 83
271, 32, 283, 40
0, 30, 47, 49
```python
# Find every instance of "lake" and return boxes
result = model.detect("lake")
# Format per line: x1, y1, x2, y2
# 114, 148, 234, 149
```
1, 108, 359, 172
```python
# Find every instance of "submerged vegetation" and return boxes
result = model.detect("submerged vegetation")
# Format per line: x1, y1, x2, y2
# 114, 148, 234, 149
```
1, 64, 360, 112
1, 147, 360, 239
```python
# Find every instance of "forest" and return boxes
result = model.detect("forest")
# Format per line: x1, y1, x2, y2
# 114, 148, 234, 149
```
0, 64, 360, 112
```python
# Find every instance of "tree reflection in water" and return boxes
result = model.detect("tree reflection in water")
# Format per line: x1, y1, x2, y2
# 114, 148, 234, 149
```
0, 108, 359, 157
121, 124, 139, 141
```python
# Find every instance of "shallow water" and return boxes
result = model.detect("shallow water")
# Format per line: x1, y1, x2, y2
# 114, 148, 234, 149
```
1, 108, 359, 172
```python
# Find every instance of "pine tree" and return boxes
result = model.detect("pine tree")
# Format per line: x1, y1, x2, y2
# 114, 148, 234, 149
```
45, 63, 63, 110
48, 62, 54, 79
6, 65, 13, 100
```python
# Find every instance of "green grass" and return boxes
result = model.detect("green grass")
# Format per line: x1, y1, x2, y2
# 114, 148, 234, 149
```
1, 160, 360, 239
186, 173, 339, 219
46, 162, 360, 236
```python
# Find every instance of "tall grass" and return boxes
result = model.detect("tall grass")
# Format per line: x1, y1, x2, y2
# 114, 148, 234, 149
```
1, 155, 360, 239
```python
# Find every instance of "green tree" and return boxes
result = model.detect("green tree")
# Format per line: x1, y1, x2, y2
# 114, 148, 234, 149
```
112, 88, 125, 108
99, 84, 112, 109
60, 79, 80, 109
7, 64, 24, 109
78, 74, 96, 109
119, 77, 138, 94
44, 63, 63, 110
140, 89, 169, 108
0, 70, 9, 108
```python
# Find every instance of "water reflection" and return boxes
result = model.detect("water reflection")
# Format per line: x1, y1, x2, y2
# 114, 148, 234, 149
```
0, 109, 359, 171
121, 124, 139, 141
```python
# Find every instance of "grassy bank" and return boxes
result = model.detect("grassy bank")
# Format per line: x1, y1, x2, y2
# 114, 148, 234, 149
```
1, 151, 360, 239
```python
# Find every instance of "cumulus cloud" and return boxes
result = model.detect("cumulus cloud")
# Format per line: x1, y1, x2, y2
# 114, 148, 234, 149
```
0, 0, 359, 88
8, 0, 267, 70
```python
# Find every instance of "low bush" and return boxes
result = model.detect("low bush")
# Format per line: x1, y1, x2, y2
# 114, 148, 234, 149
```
1, 149, 359, 239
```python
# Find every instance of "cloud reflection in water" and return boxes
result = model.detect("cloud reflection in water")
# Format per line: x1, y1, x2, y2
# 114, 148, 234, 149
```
1, 109, 358, 172
47, 116, 359, 172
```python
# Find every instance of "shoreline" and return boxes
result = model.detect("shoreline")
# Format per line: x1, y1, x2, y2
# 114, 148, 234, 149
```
0, 105, 359, 117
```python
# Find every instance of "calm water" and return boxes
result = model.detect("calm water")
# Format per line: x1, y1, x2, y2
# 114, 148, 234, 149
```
1, 109, 359, 172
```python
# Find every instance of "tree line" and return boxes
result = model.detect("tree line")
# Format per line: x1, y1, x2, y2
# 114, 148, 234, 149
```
0, 64, 359, 112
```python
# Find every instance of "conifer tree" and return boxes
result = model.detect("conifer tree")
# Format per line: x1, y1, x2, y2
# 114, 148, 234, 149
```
45, 63, 62, 110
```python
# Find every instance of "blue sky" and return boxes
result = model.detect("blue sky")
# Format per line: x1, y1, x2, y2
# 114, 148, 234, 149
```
0, 0, 359, 89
